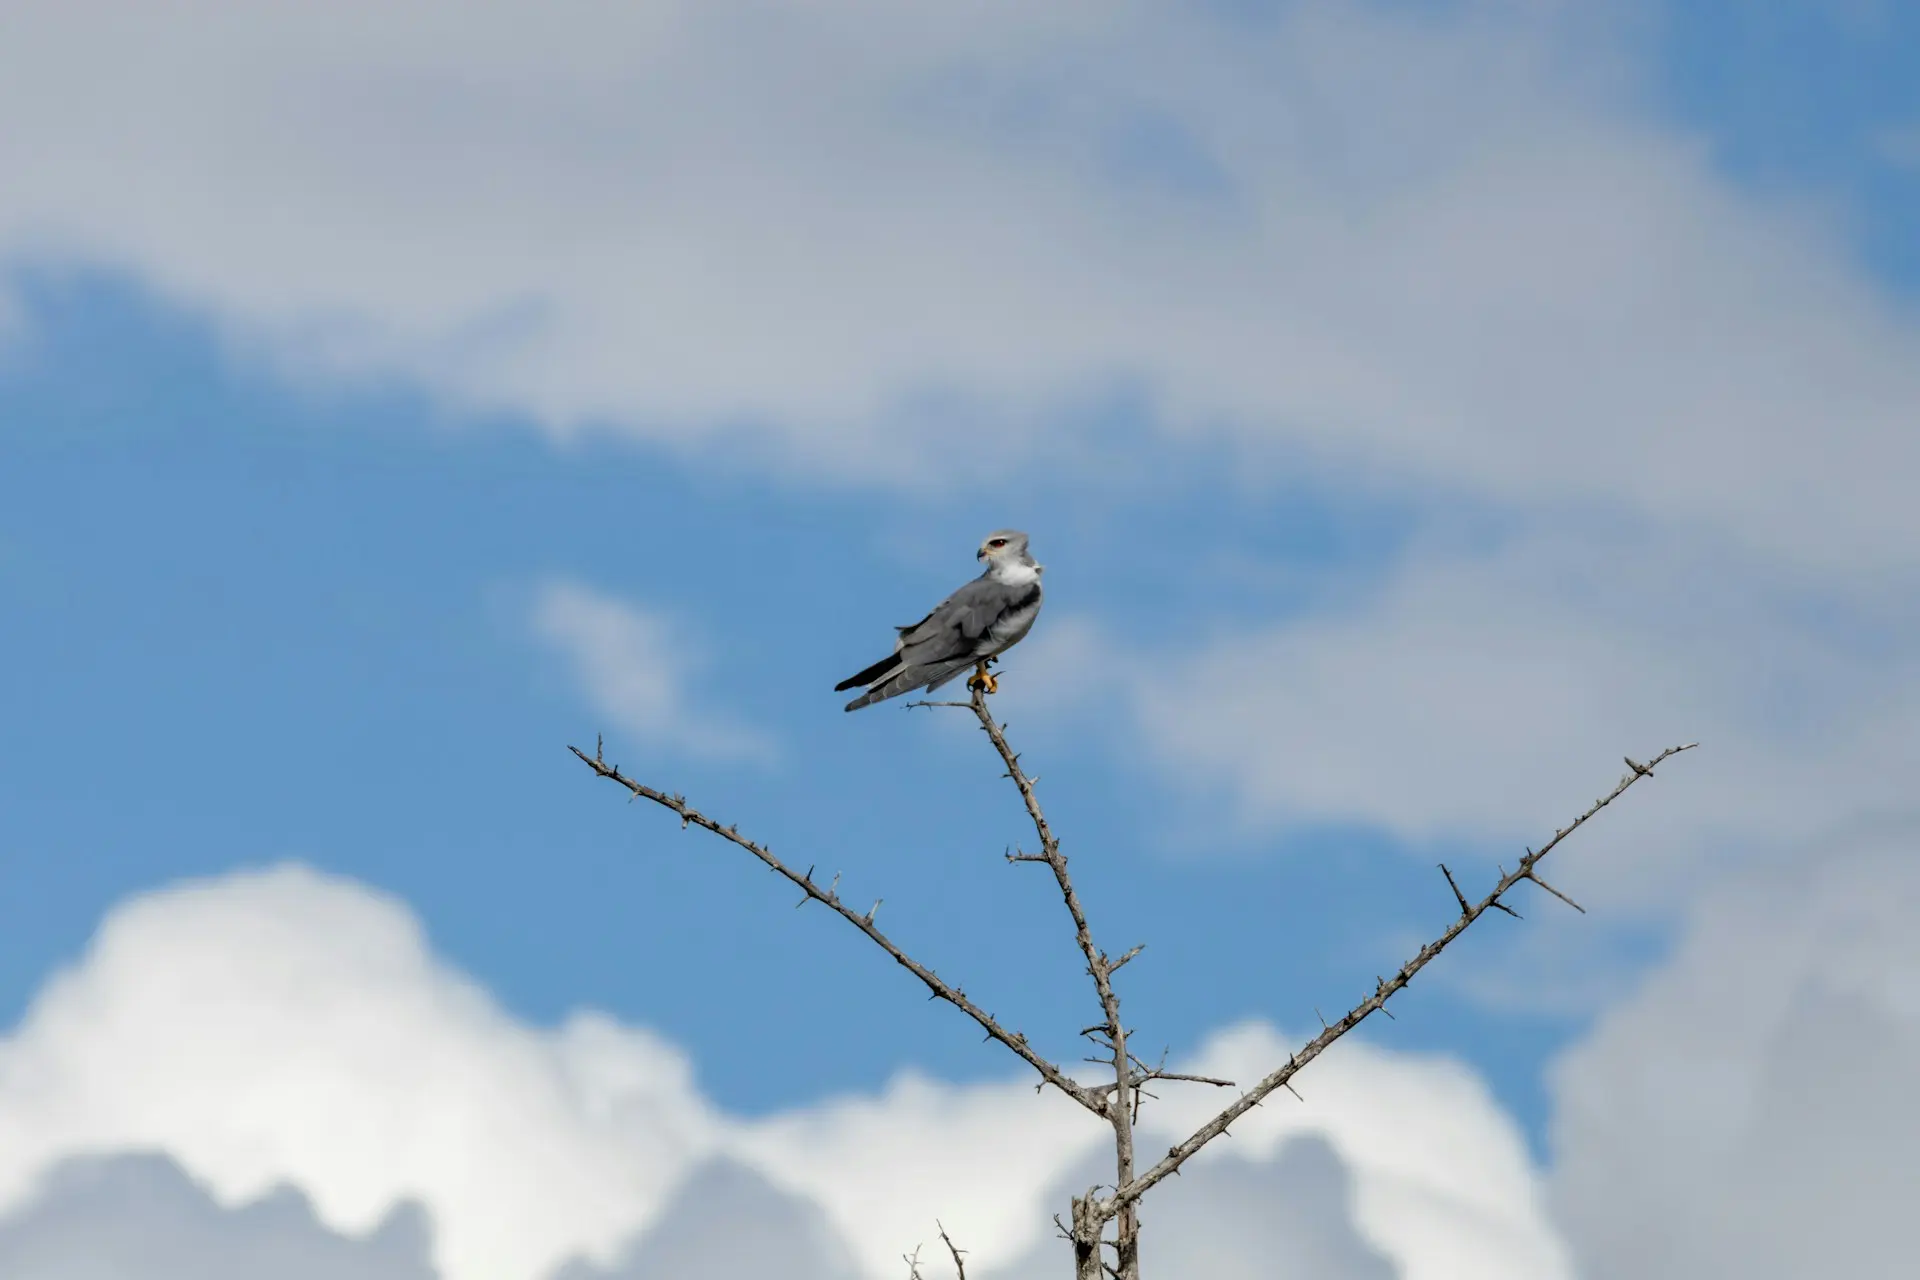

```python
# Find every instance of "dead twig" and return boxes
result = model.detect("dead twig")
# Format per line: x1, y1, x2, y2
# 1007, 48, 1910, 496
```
903, 1222, 968, 1279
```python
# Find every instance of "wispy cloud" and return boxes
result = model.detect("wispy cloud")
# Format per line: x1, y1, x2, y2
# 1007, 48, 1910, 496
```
531, 580, 774, 764
0, 3, 1915, 568
1034, 527, 1920, 915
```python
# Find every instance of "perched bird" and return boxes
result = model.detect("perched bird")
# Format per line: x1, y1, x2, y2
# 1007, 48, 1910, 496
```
836, 530, 1044, 712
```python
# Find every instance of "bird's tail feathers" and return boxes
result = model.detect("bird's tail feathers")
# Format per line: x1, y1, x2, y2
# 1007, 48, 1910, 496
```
920, 661, 977, 693
834, 654, 902, 692
842, 656, 976, 711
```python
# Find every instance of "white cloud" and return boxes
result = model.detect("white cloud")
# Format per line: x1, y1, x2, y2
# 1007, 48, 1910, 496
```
0, 1153, 437, 1280
0, 867, 721, 1280
982, 1137, 1398, 1280
7, 848, 1912, 1279
735, 1023, 1570, 1280
1133, 1024, 1574, 1280
1048, 529, 1920, 913
0, 864, 1567, 1280
530, 579, 773, 763
0, 2, 1916, 569
1548, 826, 1920, 1278
556, 1158, 863, 1280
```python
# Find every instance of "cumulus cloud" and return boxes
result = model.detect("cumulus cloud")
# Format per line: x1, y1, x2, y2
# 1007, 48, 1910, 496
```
1117, 1024, 1573, 1280
1549, 827, 1920, 1278
10, 853, 1912, 1280
530, 579, 773, 763
734, 1020, 1568, 1280
0, 864, 1567, 1280
978, 1137, 1398, 1280
0, 867, 722, 1280
0, 1, 1916, 568
0, 1153, 436, 1280
553, 1159, 862, 1280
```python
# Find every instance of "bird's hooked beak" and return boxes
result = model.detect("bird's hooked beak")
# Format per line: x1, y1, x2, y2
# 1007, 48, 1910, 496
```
977, 547, 987, 560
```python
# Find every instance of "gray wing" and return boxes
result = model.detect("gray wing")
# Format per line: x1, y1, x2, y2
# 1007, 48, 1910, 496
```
837, 576, 1043, 711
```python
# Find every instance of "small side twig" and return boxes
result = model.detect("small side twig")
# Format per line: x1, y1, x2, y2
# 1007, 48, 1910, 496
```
904, 1222, 969, 1280
1525, 869, 1586, 914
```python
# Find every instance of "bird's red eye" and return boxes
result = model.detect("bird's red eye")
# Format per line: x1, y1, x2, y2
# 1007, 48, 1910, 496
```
989, 539, 1006, 547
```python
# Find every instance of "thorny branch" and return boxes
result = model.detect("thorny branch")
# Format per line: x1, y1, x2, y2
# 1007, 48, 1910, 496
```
567, 737, 1105, 1117
924, 686, 1198, 1278
1107, 742, 1697, 1213
575, 685, 1693, 1279
967, 687, 1128, 1266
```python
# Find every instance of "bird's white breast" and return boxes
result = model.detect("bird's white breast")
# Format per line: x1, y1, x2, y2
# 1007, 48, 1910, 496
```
989, 561, 1042, 586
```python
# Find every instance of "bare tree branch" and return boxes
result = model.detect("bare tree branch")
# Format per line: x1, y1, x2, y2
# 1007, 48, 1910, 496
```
1110, 740, 1697, 1212
574, 680, 1693, 1279
939, 1221, 968, 1280
1088, 1067, 1236, 1102
903, 1222, 969, 1280
954, 687, 1146, 1278
1141, 1069, 1237, 1090
566, 740, 1107, 1118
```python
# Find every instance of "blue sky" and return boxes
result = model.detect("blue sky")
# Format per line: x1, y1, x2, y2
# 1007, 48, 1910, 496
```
0, 4, 1917, 1279
0, 270, 1534, 1116
1654, 1, 1920, 290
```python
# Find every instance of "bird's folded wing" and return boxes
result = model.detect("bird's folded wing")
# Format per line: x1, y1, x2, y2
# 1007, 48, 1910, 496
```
899, 578, 1036, 663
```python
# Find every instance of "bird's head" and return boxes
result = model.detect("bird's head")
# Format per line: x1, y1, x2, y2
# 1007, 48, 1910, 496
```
977, 529, 1034, 567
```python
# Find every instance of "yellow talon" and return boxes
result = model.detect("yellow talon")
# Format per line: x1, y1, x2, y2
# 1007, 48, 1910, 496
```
968, 662, 999, 695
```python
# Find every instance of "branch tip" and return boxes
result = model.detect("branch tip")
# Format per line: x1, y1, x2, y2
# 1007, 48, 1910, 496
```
1526, 869, 1587, 914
